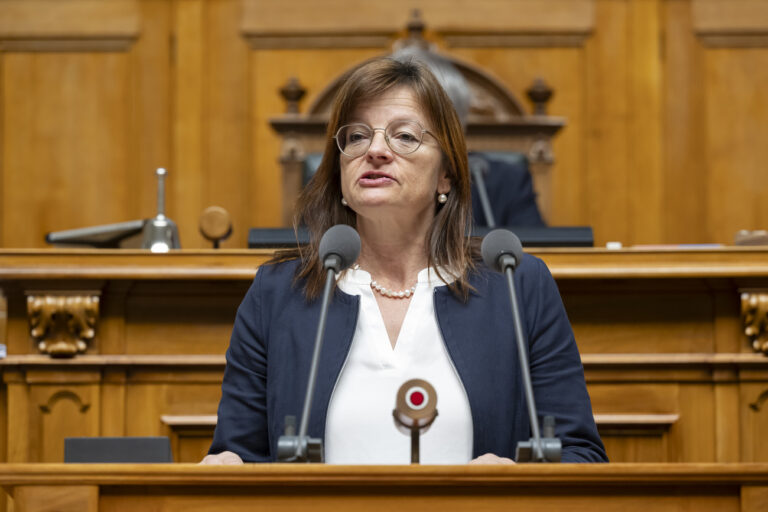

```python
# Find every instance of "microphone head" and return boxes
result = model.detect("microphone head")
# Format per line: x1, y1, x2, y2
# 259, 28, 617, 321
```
393, 378, 438, 434
481, 229, 524, 272
319, 224, 361, 271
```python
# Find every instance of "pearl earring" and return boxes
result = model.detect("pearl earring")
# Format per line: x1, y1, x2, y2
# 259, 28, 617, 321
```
341, 197, 348, 206
437, 193, 448, 204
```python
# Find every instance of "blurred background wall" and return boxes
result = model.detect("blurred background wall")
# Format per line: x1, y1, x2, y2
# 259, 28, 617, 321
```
0, 0, 766, 249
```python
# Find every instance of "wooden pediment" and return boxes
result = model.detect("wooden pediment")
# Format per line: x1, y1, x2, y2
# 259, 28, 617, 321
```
270, 12, 564, 225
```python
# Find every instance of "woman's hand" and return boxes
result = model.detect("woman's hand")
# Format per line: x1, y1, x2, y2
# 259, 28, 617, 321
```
199, 451, 244, 465
469, 453, 516, 465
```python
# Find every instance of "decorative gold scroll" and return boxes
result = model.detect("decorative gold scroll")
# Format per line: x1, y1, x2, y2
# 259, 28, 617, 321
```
741, 291, 768, 355
27, 293, 100, 357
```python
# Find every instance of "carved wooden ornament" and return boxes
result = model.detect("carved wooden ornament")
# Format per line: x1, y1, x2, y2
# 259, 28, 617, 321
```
741, 291, 768, 355
27, 294, 99, 357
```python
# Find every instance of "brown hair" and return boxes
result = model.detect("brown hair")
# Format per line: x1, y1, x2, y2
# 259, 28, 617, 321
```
273, 57, 475, 299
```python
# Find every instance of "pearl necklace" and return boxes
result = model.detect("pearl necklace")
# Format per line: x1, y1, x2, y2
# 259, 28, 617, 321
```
352, 264, 416, 299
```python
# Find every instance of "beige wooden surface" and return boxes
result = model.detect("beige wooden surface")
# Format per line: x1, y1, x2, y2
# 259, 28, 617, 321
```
1, 463, 768, 512
1, 0, 767, 248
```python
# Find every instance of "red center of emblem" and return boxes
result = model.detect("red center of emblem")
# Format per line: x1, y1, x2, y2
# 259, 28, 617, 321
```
409, 391, 425, 406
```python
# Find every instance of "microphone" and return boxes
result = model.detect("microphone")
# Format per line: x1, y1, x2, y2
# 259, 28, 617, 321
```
319, 224, 361, 272
481, 227, 524, 272
277, 224, 361, 462
392, 379, 438, 464
481, 229, 561, 463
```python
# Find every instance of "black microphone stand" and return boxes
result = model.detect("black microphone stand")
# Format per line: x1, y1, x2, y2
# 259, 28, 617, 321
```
277, 255, 342, 462
500, 253, 562, 463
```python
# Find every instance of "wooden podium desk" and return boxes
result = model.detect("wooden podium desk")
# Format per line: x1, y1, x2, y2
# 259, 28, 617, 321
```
0, 248, 767, 467
1, 463, 768, 512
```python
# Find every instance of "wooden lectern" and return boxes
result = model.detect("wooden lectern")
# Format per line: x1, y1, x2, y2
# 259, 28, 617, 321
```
1, 463, 768, 512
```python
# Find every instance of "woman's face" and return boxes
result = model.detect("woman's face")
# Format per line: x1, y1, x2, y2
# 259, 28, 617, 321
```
339, 86, 450, 224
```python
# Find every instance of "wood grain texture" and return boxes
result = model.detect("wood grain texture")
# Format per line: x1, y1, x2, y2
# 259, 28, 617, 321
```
242, 0, 594, 35
13, 485, 97, 512
0, 464, 766, 512
0, 249, 767, 465
1, 0, 767, 248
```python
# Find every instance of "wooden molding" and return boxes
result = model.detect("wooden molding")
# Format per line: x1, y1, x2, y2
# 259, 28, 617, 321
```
241, 0, 593, 49
26, 292, 100, 358
0, 248, 768, 281
594, 414, 679, 436
244, 33, 392, 50
443, 32, 590, 48
693, 0, 768, 47
161, 415, 217, 428
696, 33, 768, 48
0, 0, 139, 52
0, 37, 136, 52
39, 390, 90, 414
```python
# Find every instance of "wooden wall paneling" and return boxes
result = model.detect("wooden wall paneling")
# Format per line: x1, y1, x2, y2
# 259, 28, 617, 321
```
14, 485, 99, 512
4, 287, 33, 356
100, 369, 126, 436
741, 381, 768, 462
693, 0, 768, 47
0, 375, 6, 504
4, 370, 28, 463
627, 0, 664, 244
123, 381, 165, 437
131, 0, 173, 229
124, 371, 221, 431
704, 48, 768, 244
584, 1, 631, 246
715, 380, 741, 463
124, 370, 221, 460
586, 382, 679, 462
200, 0, 251, 248
743, 486, 768, 512
27, 377, 101, 462
561, 281, 716, 354
122, 281, 245, 355
172, 0, 205, 249
99, 281, 130, 354
714, 287, 746, 354
670, 383, 716, 462
242, 0, 594, 42
661, 0, 709, 244
2, 52, 133, 247
0, 293, 6, 349
250, 48, 383, 227
600, 431, 668, 463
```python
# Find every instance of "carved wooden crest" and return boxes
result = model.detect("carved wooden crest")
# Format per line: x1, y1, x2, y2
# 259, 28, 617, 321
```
27, 293, 100, 357
741, 291, 768, 355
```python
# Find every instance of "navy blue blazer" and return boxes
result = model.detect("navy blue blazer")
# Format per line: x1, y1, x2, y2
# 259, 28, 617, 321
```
471, 153, 546, 228
209, 254, 607, 463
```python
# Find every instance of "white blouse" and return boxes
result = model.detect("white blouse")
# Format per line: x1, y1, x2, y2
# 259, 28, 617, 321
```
324, 266, 473, 464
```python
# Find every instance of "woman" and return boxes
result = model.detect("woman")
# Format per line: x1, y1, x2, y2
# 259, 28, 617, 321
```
203, 57, 606, 464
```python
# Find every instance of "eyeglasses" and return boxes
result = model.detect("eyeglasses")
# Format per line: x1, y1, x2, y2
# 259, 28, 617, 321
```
334, 120, 433, 158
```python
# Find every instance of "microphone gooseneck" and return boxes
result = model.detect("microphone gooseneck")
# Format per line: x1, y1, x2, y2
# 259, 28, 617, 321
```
278, 224, 361, 462
481, 228, 561, 463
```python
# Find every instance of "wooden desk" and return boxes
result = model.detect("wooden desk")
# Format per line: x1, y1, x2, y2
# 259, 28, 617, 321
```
0, 249, 767, 467
1, 463, 768, 512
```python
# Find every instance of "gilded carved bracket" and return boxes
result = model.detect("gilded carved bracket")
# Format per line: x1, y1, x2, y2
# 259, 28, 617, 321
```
26, 293, 100, 358
741, 291, 768, 355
